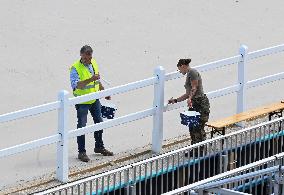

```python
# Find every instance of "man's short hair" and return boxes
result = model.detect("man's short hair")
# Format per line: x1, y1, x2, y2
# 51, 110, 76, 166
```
80, 45, 93, 54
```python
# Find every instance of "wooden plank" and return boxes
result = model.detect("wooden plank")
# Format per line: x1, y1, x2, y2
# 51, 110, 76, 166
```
207, 101, 284, 129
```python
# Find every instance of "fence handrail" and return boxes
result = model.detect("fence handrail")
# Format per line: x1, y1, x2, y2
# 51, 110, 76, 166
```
34, 116, 284, 194
1, 44, 283, 123
1, 43, 284, 184
162, 152, 284, 194
247, 43, 284, 61
0, 101, 60, 123
194, 166, 283, 191
68, 108, 155, 138
0, 134, 61, 158
69, 76, 157, 106
165, 55, 241, 82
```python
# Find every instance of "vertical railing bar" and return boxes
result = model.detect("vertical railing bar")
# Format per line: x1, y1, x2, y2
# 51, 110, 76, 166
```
269, 172, 273, 194
244, 131, 247, 164
252, 127, 256, 163
187, 148, 191, 186
263, 126, 266, 159
218, 140, 222, 182
139, 165, 142, 195
56, 90, 69, 182
145, 163, 148, 195
268, 124, 271, 158
258, 127, 262, 162
249, 128, 252, 164
234, 134, 237, 168
119, 171, 122, 195
101, 177, 105, 195
237, 45, 248, 117
89, 181, 92, 195
113, 173, 116, 195
133, 166, 137, 195
239, 133, 243, 168
280, 119, 284, 153
107, 175, 110, 195
172, 154, 175, 190
177, 152, 180, 187
166, 156, 169, 192
78, 184, 81, 195
197, 146, 200, 182
202, 144, 205, 180
273, 121, 276, 155
83, 183, 86, 195
152, 66, 165, 153
96, 179, 99, 195
155, 159, 158, 195
208, 143, 211, 178
182, 151, 185, 187
193, 148, 196, 183
276, 121, 278, 154
127, 168, 130, 195
150, 161, 153, 194
213, 141, 216, 176
161, 158, 164, 194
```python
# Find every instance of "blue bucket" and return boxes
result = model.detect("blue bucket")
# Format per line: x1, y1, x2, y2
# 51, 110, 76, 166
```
180, 111, 201, 129
101, 102, 117, 119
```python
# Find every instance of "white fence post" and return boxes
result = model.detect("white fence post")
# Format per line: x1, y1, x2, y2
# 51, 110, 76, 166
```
237, 45, 248, 114
152, 66, 165, 154
56, 90, 69, 182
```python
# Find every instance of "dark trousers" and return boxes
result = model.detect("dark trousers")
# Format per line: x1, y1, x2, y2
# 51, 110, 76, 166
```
76, 100, 104, 153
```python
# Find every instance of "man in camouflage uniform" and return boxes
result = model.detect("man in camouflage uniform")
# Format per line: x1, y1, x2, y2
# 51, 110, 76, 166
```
168, 58, 210, 145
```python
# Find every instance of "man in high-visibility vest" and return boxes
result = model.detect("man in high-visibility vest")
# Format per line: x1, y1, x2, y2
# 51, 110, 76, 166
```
70, 45, 113, 162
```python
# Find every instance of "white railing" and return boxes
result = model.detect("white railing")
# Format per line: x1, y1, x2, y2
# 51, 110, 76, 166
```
34, 117, 284, 195
1, 44, 284, 183
163, 152, 284, 195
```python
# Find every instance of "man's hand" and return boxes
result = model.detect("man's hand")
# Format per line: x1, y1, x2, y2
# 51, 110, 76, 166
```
91, 74, 100, 81
187, 98, 193, 108
105, 96, 111, 100
168, 97, 177, 104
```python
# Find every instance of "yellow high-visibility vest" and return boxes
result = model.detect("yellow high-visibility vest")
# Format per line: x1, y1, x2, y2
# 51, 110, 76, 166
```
71, 59, 100, 104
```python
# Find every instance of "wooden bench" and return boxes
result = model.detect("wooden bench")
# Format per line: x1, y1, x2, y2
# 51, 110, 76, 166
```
206, 101, 284, 138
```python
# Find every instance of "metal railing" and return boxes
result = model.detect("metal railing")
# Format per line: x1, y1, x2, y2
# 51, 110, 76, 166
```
34, 116, 284, 194
1, 44, 284, 182
163, 153, 284, 195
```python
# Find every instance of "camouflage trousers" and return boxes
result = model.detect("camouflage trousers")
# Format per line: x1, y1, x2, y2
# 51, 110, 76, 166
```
188, 94, 210, 145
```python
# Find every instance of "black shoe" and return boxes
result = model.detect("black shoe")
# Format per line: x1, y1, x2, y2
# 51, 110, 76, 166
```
78, 152, 90, 162
94, 148, 114, 156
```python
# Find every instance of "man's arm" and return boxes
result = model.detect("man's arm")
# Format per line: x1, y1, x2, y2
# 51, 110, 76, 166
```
99, 82, 104, 90
99, 81, 111, 100
77, 74, 100, 89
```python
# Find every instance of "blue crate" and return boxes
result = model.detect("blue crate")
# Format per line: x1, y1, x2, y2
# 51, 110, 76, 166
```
101, 102, 117, 119
180, 111, 201, 129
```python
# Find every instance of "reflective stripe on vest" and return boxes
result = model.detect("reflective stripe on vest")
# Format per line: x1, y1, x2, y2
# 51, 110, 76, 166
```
71, 59, 100, 104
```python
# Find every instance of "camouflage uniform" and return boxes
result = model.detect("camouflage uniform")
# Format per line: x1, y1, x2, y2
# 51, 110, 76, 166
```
188, 95, 210, 144
184, 68, 210, 145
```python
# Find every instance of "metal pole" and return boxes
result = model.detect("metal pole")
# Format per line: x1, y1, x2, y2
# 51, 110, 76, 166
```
152, 66, 165, 153
237, 45, 248, 115
56, 90, 69, 182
